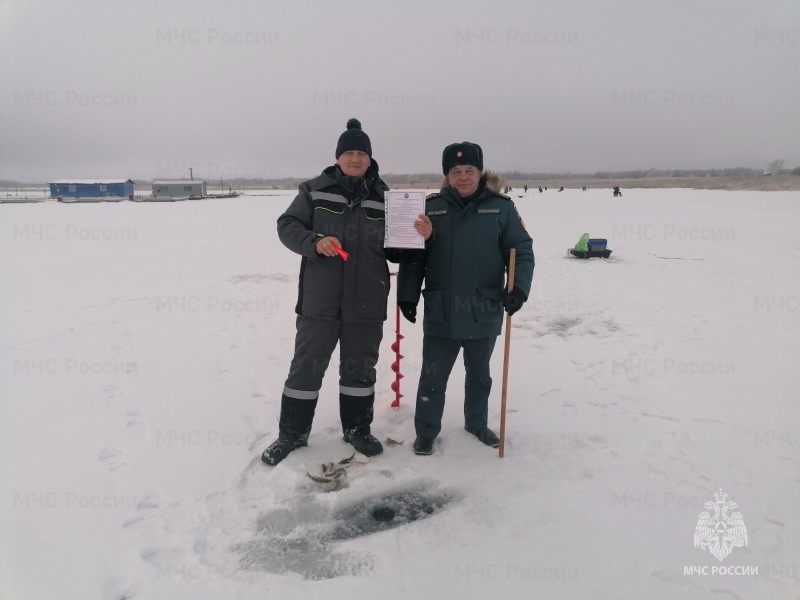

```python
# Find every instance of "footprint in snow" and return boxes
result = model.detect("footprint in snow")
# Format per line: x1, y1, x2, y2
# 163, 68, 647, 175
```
212, 368, 231, 382
588, 434, 608, 447
102, 577, 141, 600
540, 387, 562, 398
750, 517, 784, 552
139, 546, 188, 571
776, 456, 800, 479
726, 462, 753, 483
562, 402, 579, 416
104, 385, 123, 399
122, 494, 168, 528
126, 408, 147, 430
98, 447, 128, 472
249, 379, 267, 399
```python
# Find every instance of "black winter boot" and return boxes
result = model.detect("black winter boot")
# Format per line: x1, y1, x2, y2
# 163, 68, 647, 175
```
261, 435, 305, 466
340, 392, 383, 457
261, 395, 317, 466
465, 426, 500, 448
413, 436, 434, 456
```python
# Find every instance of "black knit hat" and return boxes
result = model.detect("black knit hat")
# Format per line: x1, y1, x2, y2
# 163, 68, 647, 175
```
335, 118, 372, 158
442, 141, 483, 174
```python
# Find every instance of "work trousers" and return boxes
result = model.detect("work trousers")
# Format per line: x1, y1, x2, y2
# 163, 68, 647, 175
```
414, 334, 497, 438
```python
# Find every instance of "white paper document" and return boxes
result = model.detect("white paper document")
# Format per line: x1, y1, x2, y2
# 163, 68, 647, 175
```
384, 191, 426, 249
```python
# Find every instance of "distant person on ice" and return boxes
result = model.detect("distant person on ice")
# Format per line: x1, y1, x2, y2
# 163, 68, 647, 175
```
262, 119, 432, 466
613, 186, 622, 197
397, 141, 534, 456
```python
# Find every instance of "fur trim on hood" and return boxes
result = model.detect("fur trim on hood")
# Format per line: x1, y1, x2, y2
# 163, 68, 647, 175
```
441, 170, 505, 194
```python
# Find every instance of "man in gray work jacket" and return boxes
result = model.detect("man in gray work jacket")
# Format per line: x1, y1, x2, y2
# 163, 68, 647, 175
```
398, 141, 534, 456
262, 119, 432, 466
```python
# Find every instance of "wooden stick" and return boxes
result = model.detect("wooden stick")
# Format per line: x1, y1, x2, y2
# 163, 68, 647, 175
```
499, 248, 516, 457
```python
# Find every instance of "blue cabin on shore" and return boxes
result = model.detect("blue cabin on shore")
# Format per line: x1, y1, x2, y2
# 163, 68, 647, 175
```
48, 179, 135, 199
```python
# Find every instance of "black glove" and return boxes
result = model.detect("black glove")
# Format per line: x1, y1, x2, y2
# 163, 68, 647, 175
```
502, 287, 527, 316
399, 302, 417, 323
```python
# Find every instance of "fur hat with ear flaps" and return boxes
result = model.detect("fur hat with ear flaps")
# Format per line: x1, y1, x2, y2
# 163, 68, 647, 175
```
335, 118, 372, 158
441, 140, 502, 192
442, 141, 483, 174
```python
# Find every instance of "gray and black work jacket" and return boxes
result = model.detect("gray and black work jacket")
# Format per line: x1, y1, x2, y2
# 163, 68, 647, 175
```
278, 161, 402, 323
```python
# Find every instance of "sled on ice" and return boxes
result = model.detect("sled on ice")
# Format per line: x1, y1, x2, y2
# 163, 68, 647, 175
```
567, 233, 613, 259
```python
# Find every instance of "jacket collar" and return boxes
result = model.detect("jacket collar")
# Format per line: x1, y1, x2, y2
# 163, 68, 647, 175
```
321, 159, 383, 192
440, 170, 505, 195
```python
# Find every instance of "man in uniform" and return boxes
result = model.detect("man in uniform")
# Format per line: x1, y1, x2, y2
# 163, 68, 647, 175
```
398, 141, 534, 455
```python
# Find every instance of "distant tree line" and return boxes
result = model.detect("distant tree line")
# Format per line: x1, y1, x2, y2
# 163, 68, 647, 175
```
500, 167, 764, 180
219, 167, 770, 187
5, 166, 800, 189
0, 180, 45, 188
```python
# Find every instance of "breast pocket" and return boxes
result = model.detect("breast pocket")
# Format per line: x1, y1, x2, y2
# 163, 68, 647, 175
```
362, 203, 385, 243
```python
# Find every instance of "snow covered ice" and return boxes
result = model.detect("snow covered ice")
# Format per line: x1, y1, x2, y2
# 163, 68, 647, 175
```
1, 189, 799, 599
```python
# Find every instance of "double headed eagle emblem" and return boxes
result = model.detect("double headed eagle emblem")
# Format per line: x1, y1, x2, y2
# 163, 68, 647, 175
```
693, 489, 748, 561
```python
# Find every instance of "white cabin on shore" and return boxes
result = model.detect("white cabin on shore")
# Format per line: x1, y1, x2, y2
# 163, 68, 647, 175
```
152, 180, 207, 198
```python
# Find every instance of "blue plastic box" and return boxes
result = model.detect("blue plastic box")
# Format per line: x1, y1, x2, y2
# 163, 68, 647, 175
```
588, 238, 607, 251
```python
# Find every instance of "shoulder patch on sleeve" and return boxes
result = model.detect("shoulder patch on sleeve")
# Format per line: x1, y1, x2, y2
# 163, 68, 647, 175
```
496, 192, 511, 200
426, 192, 441, 201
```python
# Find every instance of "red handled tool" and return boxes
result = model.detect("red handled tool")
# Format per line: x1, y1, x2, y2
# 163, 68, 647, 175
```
331, 242, 348, 261
316, 233, 348, 261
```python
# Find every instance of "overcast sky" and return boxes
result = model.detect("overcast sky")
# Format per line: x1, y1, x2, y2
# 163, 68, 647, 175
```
1, 0, 798, 182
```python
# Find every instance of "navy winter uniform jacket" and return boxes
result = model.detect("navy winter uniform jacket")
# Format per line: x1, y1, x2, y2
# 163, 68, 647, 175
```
398, 175, 534, 339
